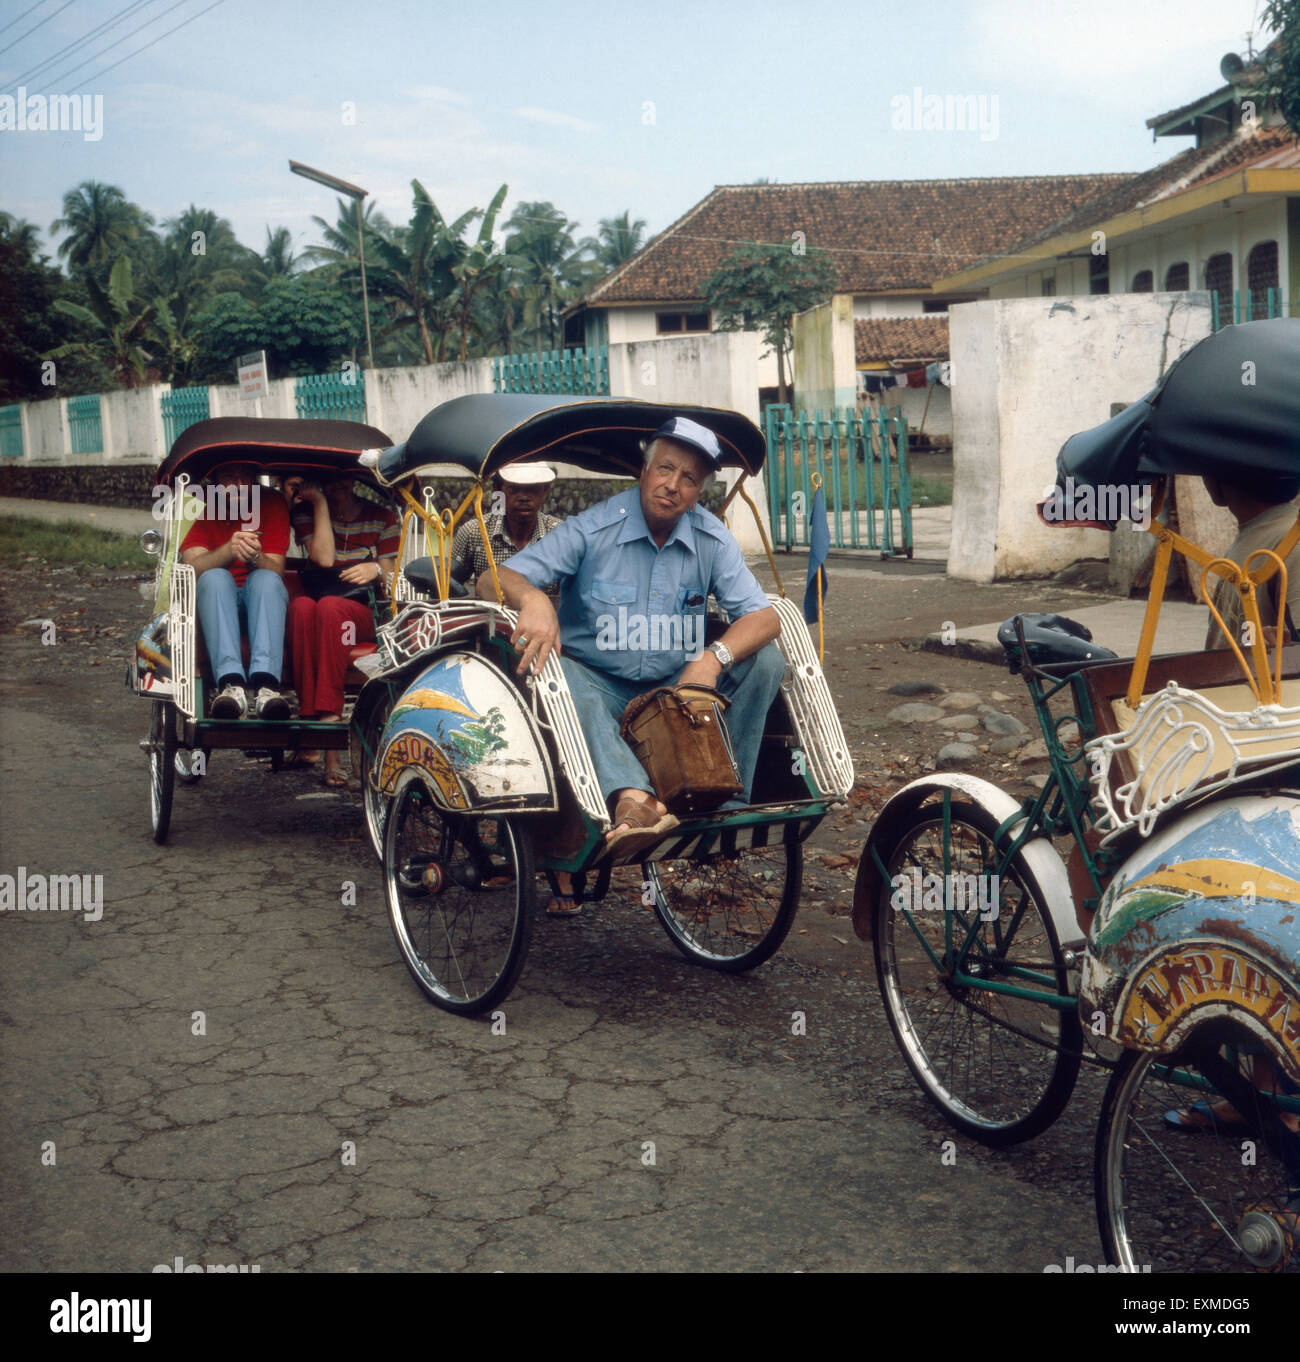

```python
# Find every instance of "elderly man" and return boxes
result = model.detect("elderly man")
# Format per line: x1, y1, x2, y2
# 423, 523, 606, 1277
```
451, 462, 561, 597
181, 461, 291, 720
483, 416, 784, 863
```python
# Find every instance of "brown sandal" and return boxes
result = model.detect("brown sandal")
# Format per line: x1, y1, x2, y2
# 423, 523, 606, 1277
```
604, 795, 678, 866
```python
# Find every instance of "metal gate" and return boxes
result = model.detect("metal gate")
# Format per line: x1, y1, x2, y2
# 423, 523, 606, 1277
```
764, 405, 913, 557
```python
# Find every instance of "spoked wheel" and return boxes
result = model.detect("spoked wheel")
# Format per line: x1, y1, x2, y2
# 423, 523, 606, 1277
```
383, 780, 536, 1015
1096, 1024, 1300, 1273
359, 699, 394, 860
645, 823, 801, 973
873, 799, 1081, 1146
147, 700, 177, 843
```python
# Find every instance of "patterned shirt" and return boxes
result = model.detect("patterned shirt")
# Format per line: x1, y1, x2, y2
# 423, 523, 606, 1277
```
292, 504, 402, 566
451, 510, 562, 598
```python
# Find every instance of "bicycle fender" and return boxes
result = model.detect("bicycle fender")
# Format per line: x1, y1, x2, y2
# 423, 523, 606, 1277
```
374, 651, 557, 814
852, 772, 1078, 949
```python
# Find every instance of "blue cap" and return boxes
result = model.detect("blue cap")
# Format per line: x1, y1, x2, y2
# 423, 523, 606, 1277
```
651, 416, 724, 469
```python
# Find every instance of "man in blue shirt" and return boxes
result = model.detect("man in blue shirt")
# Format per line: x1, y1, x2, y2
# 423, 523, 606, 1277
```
485, 416, 784, 863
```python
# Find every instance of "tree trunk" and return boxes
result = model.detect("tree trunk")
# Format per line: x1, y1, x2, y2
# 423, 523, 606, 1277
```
417, 309, 434, 365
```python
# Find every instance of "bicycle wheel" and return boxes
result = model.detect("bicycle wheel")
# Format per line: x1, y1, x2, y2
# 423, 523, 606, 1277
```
174, 746, 208, 784
147, 700, 177, 844
359, 699, 393, 860
383, 780, 536, 1015
873, 799, 1081, 1145
1096, 1025, 1300, 1272
645, 823, 801, 973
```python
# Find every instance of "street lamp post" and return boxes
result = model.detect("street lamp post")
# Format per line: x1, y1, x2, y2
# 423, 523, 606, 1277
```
289, 159, 374, 369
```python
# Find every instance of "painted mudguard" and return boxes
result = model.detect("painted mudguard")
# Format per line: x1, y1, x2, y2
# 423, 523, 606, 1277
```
852, 772, 1080, 950
131, 612, 173, 696
1080, 793, 1300, 1080
373, 650, 557, 814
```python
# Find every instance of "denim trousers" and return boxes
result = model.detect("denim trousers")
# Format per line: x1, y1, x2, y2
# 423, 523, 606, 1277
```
195, 567, 288, 685
559, 642, 786, 807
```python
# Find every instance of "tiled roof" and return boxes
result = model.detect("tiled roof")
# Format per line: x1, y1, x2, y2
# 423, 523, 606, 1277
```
855, 316, 949, 364
575, 176, 1130, 306
958, 125, 1300, 271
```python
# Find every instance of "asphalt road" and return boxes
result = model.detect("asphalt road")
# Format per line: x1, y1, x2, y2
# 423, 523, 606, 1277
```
0, 561, 1114, 1275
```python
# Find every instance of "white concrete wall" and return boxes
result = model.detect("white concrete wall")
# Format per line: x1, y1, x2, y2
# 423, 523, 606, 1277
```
873, 381, 951, 439
792, 294, 857, 414
101, 387, 166, 462
948, 293, 1213, 581
851, 296, 927, 319
365, 359, 494, 442
24, 398, 66, 463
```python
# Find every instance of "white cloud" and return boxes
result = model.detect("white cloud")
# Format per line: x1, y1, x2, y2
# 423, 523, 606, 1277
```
513, 106, 598, 132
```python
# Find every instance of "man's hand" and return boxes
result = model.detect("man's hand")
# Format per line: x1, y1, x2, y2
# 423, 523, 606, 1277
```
229, 529, 261, 564
676, 652, 724, 689
512, 591, 561, 675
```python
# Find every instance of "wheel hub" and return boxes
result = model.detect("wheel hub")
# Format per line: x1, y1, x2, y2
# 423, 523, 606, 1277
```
1237, 1204, 1296, 1270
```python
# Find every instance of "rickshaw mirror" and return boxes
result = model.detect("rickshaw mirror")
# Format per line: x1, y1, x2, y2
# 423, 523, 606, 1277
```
139, 529, 163, 557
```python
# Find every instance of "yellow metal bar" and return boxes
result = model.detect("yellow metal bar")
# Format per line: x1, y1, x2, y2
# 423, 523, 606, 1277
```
471, 485, 504, 604
733, 476, 786, 598
1126, 527, 1173, 708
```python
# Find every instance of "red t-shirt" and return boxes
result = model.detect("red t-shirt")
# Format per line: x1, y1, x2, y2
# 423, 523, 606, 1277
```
181, 492, 291, 587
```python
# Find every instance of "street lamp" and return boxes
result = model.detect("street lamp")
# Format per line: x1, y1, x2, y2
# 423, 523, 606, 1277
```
289, 159, 374, 368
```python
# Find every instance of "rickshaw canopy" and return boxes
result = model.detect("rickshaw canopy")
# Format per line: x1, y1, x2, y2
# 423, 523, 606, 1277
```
1052, 317, 1300, 510
371, 395, 768, 487
155, 417, 394, 488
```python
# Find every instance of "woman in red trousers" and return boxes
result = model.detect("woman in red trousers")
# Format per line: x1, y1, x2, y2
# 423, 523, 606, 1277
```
288, 476, 400, 786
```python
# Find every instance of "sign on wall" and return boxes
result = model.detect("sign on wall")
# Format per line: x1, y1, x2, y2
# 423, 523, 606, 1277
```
237, 351, 268, 401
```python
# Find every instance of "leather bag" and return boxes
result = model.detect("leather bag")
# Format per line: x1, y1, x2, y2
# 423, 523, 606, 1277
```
619, 683, 743, 816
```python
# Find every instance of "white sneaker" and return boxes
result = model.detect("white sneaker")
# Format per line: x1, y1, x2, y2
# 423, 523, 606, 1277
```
210, 682, 248, 719
253, 687, 290, 721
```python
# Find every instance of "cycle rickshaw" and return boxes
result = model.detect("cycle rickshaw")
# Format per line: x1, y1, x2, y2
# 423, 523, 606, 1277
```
346, 394, 854, 1015
130, 417, 399, 843
854, 317, 1300, 1271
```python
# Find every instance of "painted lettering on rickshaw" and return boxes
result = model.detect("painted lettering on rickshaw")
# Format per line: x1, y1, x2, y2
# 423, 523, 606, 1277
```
1127, 945, 1300, 1050
379, 734, 467, 809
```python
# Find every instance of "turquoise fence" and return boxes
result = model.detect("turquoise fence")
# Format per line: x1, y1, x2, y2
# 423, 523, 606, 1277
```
1212, 288, 1296, 330
160, 387, 211, 447
0, 405, 22, 459
764, 405, 913, 557
492, 346, 609, 395
295, 370, 367, 422
67, 394, 103, 455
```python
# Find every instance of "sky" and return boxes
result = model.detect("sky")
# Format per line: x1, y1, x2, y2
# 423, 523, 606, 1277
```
0, 0, 1274, 263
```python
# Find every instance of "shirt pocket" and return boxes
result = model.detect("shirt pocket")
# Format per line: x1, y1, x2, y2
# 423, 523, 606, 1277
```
676, 584, 707, 613
592, 578, 638, 606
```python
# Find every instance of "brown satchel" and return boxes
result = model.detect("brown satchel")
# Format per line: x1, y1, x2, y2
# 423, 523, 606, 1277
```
619, 683, 743, 816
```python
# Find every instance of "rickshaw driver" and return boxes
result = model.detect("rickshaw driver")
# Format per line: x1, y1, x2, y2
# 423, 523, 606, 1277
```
482, 416, 784, 862
180, 461, 292, 721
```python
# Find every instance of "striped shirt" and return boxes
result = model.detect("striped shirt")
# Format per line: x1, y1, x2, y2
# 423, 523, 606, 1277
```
451, 510, 562, 598
292, 505, 401, 566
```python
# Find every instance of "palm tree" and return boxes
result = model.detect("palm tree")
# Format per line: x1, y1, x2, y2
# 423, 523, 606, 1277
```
595, 210, 647, 272
504, 201, 593, 351
49, 181, 153, 280
447, 184, 516, 361
151, 205, 257, 326
49, 255, 158, 387
363, 180, 470, 364
262, 226, 298, 278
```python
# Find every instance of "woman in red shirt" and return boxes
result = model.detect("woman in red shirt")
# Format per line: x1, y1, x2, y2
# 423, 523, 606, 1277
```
288, 476, 400, 786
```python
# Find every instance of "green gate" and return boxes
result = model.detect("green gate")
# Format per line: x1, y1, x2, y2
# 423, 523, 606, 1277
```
67, 394, 103, 455
161, 387, 211, 447
0, 405, 22, 459
492, 346, 609, 395
295, 370, 367, 422
764, 405, 912, 557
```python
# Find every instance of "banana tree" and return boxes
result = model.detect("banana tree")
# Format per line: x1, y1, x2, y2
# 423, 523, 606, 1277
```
447, 184, 515, 361
50, 255, 157, 387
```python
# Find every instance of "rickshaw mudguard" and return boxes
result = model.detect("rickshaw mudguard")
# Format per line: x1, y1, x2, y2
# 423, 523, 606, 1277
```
852, 772, 1077, 947
1081, 793, 1300, 1077
373, 650, 557, 815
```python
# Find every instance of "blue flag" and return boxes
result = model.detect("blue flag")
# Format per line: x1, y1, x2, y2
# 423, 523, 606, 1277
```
802, 485, 830, 626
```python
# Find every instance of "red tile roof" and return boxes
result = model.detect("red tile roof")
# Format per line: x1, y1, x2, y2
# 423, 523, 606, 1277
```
575, 176, 1130, 306
855, 316, 949, 364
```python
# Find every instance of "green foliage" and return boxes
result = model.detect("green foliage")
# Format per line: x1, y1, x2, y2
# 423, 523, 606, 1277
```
49, 256, 159, 388
0, 213, 80, 401
49, 181, 154, 285
0, 515, 144, 569
1262, 2, 1300, 136
504, 201, 595, 351
595, 211, 647, 272
703, 240, 838, 404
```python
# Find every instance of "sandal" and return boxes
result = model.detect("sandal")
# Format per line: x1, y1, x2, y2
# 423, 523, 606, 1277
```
546, 894, 581, 917
322, 768, 348, 789
1163, 1100, 1247, 1132
604, 795, 678, 866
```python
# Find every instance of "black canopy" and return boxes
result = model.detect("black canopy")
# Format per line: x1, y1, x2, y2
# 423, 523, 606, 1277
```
156, 417, 393, 487
1053, 318, 1300, 510
374, 394, 768, 485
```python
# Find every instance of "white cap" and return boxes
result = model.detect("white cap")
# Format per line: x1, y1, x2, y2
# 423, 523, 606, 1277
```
499, 462, 556, 486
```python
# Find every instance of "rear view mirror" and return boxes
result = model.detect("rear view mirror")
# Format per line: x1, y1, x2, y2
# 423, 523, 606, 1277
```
139, 529, 163, 556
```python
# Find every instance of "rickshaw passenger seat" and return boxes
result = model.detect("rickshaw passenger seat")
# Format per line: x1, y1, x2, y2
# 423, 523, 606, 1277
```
999, 613, 1118, 674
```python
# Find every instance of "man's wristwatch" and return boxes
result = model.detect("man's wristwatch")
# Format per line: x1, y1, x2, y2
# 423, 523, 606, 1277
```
706, 641, 733, 671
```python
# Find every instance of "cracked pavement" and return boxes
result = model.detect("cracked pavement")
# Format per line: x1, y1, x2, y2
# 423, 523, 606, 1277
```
0, 569, 1107, 1273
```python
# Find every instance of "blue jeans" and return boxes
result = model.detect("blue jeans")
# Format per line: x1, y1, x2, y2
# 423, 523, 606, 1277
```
560, 643, 786, 806
195, 567, 288, 686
